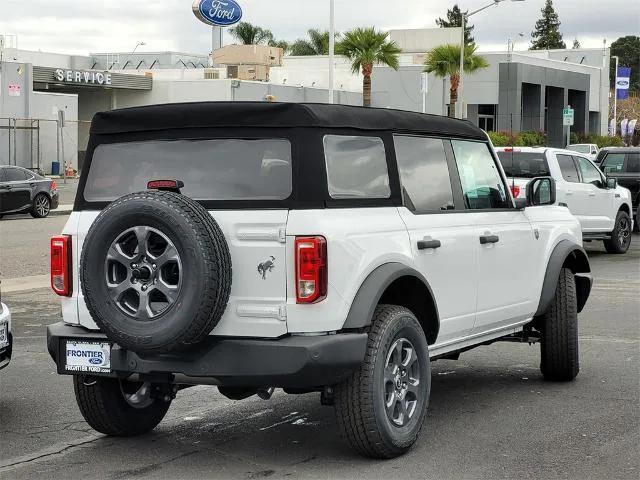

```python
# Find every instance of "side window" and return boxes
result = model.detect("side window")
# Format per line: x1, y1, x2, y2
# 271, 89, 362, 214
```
601, 153, 626, 174
3, 168, 27, 182
575, 156, 603, 187
451, 140, 509, 210
393, 136, 454, 212
626, 153, 640, 173
323, 135, 390, 199
556, 154, 581, 182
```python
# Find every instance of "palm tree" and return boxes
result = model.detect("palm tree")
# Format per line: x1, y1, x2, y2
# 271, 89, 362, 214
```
229, 22, 274, 45
290, 29, 335, 56
423, 44, 489, 117
337, 27, 401, 107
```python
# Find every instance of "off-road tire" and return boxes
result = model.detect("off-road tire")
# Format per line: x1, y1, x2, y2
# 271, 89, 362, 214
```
604, 210, 632, 254
73, 376, 171, 436
81, 191, 232, 354
30, 193, 51, 218
540, 268, 579, 381
334, 305, 430, 459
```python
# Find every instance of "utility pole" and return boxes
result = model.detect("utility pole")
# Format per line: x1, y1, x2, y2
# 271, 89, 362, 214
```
328, 0, 335, 104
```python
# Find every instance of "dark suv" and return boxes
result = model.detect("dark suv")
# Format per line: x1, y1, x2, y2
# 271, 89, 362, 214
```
598, 147, 640, 230
0, 166, 59, 219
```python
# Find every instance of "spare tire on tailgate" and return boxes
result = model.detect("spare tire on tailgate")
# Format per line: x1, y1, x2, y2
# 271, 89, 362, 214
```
81, 191, 232, 354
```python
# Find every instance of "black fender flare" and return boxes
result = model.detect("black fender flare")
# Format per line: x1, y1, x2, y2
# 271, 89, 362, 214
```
535, 240, 592, 317
342, 262, 440, 337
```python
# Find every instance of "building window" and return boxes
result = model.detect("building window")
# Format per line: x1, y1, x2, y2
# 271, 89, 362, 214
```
477, 105, 496, 132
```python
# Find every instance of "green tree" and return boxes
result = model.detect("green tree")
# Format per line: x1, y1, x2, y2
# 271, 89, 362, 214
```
572, 38, 580, 49
337, 27, 401, 107
290, 29, 335, 56
435, 4, 475, 45
530, 0, 566, 50
611, 36, 640, 93
424, 44, 489, 117
269, 39, 290, 54
229, 22, 274, 45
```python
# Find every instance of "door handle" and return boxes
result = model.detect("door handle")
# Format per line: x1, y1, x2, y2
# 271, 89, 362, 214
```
479, 234, 500, 245
566, 190, 573, 195
589, 192, 596, 197
417, 238, 442, 250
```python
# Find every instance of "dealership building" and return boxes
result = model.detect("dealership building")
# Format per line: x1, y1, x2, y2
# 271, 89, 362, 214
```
0, 28, 611, 173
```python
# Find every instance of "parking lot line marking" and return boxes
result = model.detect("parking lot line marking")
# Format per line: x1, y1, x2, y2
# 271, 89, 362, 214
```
2, 275, 50, 293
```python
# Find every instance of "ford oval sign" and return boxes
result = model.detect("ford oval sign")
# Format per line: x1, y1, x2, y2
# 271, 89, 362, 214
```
193, 0, 243, 27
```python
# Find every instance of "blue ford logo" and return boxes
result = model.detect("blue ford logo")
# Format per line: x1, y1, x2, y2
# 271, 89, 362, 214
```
617, 80, 629, 87
89, 357, 103, 365
192, 0, 243, 27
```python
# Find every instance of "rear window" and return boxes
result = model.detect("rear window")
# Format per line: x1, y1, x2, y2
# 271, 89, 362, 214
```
496, 151, 551, 178
568, 145, 590, 154
84, 138, 292, 202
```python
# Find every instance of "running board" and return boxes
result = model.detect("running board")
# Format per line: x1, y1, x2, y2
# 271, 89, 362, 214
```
583, 233, 611, 241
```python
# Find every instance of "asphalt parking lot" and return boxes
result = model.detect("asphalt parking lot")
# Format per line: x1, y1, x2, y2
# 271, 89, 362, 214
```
0, 215, 638, 480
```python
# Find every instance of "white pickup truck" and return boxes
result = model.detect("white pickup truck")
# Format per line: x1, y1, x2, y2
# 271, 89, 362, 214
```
496, 147, 634, 254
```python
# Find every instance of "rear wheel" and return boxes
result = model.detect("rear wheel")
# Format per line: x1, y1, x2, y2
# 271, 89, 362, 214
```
334, 305, 430, 459
73, 375, 171, 436
604, 211, 632, 254
30, 193, 51, 218
540, 268, 579, 381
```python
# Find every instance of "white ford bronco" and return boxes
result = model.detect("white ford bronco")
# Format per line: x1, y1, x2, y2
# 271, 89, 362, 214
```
495, 147, 634, 254
47, 102, 592, 459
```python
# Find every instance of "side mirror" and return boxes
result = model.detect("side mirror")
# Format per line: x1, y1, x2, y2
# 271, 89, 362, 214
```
526, 177, 556, 206
606, 177, 617, 189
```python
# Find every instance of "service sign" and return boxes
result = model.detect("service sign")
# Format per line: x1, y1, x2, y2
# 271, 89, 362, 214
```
192, 0, 243, 27
55, 69, 112, 86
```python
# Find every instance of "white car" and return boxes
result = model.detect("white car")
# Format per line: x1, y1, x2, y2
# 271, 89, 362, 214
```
47, 103, 592, 459
0, 301, 12, 371
567, 143, 599, 162
496, 147, 634, 254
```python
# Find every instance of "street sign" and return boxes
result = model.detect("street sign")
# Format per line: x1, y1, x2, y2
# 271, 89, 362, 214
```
563, 107, 574, 126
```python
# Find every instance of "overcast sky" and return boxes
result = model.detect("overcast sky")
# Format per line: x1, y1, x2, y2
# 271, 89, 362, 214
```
0, 0, 637, 55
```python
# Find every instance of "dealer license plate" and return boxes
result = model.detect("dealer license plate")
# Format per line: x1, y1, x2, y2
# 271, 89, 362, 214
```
0, 323, 8, 350
65, 340, 111, 373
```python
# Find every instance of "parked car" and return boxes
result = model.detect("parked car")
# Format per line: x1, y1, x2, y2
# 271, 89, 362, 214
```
496, 147, 633, 254
568, 143, 599, 161
47, 102, 592, 459
597, 147, 640, 231
0, 166, 59, 219
0, 292, 12, 371
594, 147, 614, 165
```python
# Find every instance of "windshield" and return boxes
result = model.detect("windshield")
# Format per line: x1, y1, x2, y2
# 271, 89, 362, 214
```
496, 152, 551, 178
568, 145, 591, 154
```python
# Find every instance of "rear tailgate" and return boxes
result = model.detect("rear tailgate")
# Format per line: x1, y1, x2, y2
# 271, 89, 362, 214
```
74, 210, 290, 338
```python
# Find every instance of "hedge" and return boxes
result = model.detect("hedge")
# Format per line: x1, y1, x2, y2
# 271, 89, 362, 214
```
487, 130, 625, 148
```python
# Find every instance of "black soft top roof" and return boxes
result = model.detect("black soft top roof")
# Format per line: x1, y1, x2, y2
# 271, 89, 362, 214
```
90, 101, 486, 140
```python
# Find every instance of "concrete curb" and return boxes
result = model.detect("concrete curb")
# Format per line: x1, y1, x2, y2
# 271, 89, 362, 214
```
50, 205, 73, 217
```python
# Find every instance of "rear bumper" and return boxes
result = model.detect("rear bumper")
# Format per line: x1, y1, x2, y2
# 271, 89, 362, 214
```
47, 322, 367, 388
0, 304, 12, 371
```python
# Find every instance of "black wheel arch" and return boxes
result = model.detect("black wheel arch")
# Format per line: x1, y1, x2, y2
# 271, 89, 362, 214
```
342, 263, 440, 345
535, 240, 592, 317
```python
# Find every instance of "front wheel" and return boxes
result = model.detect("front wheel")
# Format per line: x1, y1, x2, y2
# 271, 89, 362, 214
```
604, 211, 632, 254
334, 305, 430, 459
73, 375, 171, 436
30, 193, 51, 218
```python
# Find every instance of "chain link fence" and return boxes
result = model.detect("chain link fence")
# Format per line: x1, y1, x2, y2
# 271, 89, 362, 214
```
0, 117, 91, 175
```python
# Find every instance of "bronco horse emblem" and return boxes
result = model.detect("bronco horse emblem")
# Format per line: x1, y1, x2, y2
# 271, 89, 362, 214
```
257, 256, 276, 280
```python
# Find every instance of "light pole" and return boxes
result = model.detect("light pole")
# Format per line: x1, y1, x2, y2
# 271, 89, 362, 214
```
612, 55, 619, 135
458, 0, 525, 119
329, 0, 335, 104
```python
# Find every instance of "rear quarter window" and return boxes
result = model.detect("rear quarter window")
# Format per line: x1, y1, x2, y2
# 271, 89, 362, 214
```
84, 138, 292, 202
323, 135, 391, 199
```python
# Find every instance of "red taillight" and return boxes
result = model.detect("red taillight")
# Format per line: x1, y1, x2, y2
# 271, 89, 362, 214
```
295, 236, 327, 304
51, 235, 72, 297
510, 185, 521, 198
50, 180, 57, 191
